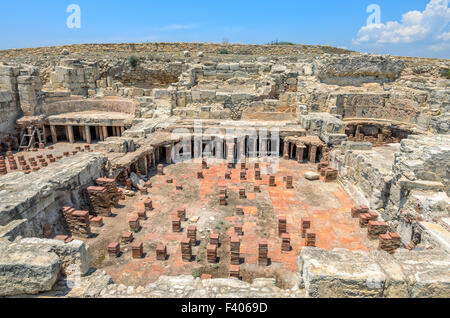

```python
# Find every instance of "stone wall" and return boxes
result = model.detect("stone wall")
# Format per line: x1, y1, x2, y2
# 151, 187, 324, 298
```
330, 136, 450, 248
40, 98, 137, 115
0, 237, 90, 296
298, 247, 450, 298
0, 152, 108, 240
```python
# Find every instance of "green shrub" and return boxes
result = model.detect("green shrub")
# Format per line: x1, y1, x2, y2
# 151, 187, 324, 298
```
128, 55, 139, 68
446, 69, 450, 79
192, 271, 200, 278
219, 49, 228, 55
268, 40, 295, 45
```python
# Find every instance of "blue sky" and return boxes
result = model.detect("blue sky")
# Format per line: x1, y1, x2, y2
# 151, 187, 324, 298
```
0, 0, 449, 58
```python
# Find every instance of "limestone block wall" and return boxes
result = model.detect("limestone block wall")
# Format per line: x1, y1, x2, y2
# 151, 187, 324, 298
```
0, 153, 108, 241
40, 98, 136, 115
383, 135, 450, 245
331, 136, 450, 247
330, 142, 393, 209
300, 113, 347, 146
316, 55, 405, 86
298, 247, 450, 298
0, 90, 18, 137
0, 237, 90, 296
51, 59, 100, 96
0, 64, 43, 125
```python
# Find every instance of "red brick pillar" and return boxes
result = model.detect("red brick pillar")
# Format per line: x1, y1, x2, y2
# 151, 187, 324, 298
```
181, 238, 192, 262
230, 235, 240, 265
258, 240, 268, 266
132, 242, 144, 259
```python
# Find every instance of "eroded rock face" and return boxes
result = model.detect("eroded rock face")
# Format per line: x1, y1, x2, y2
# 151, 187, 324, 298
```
299, 247, 450, 298
0, 152, 107, 240
0, 237, 90, 296
20, 238, 91, 276
299, 247, 386, 298
392, 249, 450, 298
317, 55, 405, 85
0, 241, 61, 296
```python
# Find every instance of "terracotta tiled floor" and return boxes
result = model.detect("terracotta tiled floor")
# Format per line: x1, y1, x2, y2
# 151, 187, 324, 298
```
96, 159, 377, 286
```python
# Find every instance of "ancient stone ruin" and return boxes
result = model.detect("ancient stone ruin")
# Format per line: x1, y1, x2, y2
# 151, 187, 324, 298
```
0, 43, 448, 298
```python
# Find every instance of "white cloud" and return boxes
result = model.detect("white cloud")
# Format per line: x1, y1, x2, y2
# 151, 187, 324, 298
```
437, 31, 450, 40
428, 42, 450, 51
353, 0, 450, 46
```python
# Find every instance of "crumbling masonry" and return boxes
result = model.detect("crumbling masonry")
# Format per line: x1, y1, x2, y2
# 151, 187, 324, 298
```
0, 43, 448, 298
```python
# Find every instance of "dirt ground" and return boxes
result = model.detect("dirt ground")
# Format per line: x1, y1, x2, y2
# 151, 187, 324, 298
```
78, 158, 378, 288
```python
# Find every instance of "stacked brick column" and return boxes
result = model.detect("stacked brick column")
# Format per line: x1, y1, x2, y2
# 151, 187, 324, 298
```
278, 216, 287, 236
0, 156, 6, 175
255, 169, 261, 180
87, 186, 112, 216
229, 265, 240, 279
62, 207, 91, 238
121, 232, 133, 244
305, 230, 316, 247
286, 176, 294, 189
351, 205, 369, 218
207, 244, 217, 263
156, 245, 167, 260
128, 214, 140, 232
379, 233, 402, 254
368, 221, 388, 239
96, 178, 121, 206
132, 242, 144, 259
281, 233, 291, 252
144, 198, 153, 211
258, 240, 268, 266
187, 225, 197, 246
234, 223, 243, 236
181, 238, 192, 262
172, 216, 181, 232
108, 242, 120, 257
177, 208, 186, 221
269, 176, 276, 187
359, 211, 379, 227
301, 218, 311, 238
210, 233, 220, 246
230, 235, 240, 265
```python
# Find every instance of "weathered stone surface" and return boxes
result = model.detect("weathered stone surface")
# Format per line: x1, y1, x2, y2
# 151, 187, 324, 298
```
304, 172, 320, 181
20, 238, 91, 276
299, 247, 386, 298
0, 241, 61, 296
0, 153, 107, 242
393, 249, 450, 298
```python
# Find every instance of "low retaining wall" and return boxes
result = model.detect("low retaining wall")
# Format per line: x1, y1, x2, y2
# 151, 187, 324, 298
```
0, 152, 107, 240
